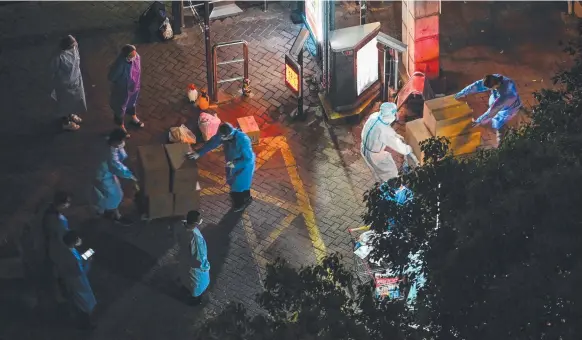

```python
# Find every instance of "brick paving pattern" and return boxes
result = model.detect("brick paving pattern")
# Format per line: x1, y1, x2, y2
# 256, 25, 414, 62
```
0, 1, 574, 339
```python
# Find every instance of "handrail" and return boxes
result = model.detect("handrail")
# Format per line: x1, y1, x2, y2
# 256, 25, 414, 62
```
211, 40, 249, 102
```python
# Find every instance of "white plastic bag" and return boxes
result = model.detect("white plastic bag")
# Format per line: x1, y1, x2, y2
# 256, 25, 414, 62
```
169, 124, 196, 144
198, 112, 221, 141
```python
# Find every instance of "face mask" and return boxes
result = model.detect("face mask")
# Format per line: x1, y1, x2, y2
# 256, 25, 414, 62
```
118, 141, 126, 148
75, 239, 83, 247
220, 135, 233, 141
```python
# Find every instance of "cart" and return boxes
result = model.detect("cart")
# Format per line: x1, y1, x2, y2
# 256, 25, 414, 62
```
348, 226, 408, 300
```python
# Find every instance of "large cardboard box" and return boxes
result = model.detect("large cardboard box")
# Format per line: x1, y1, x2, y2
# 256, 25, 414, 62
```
237, 116, 260, 145
173, 189, 201, 216
164, 143, 199, 194
448, 131, 482, 156
146, 193, 174, 219
423, 95, 473, 136
405, 118, 432, 165
137, 145, 170, 195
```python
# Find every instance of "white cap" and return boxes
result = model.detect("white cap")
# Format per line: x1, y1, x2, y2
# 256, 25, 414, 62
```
379, 102, 397, 124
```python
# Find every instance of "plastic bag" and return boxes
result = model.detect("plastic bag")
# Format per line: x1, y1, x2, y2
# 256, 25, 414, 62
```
198, 112, 221, 141
169, 124, 196, 144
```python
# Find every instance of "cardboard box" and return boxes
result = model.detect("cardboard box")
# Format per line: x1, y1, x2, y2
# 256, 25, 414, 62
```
423, 96, 473, 136
164, 143, 199, 194
449, 131, 482, 157
237, 116, 260, 144
173, 189, 201, 216
137, 145, 171, 195
405, 118, 432, 165
146, 193, 174, 219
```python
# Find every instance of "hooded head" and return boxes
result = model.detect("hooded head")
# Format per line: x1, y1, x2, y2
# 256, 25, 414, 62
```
59, 35, 77, 51
378, 102, 397, 125
121, 44, 137, 61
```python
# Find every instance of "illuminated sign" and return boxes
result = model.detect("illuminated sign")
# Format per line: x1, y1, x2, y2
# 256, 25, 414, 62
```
305, 0, 323, 43
284, 54, 301, 96
356, 37, 379, 96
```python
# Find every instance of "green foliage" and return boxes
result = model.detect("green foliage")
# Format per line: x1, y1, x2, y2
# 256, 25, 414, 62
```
195, 254, 409, 340
361, 24, 582, 340
197, 22, 582, 340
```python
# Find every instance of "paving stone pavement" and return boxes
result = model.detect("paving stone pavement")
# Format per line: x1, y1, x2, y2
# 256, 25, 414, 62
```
0, 1, 573, 339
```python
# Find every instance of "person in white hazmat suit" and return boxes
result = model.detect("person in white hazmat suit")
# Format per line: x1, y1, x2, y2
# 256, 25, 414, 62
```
360, 102, 418, 182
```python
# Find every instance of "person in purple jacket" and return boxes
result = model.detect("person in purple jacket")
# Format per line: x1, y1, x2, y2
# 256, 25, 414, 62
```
455, 74, 522, 145
108, 44, 145, 137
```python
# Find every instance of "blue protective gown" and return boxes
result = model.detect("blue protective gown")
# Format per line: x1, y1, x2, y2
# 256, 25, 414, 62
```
174, 225, 210, 297
50, 46, 87, 117
456, 74, 522, 130
108, 53, 141, 117
54, 247, 96, 314
93, 145, 134, 214
198, 125, 256, 192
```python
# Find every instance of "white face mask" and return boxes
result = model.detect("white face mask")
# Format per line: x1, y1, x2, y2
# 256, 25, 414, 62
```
118, 141, 125, 148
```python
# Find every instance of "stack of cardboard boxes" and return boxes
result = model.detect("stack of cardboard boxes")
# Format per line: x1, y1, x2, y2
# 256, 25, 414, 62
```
137, 143, 200, 219
404, 95, 481, 164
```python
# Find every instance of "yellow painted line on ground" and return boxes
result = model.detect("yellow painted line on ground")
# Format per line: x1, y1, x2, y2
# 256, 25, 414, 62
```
241, 212, 267, 280
262, 213, 296, 251
279, 138, 327, 262
199, 135, 327, 264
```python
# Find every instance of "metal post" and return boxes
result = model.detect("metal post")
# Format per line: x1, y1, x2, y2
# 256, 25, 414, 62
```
298, 48, 304, 119
394, 50, 399, 92
263, 0, 267, 12
360, 0, 367, 25
382, 48, 387, 102
172, 0, 183, 34
204, 1, 214, 101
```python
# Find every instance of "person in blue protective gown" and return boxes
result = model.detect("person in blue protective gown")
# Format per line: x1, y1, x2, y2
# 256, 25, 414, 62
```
92, 128, 138, 225
53, 231, 97, 330
108, 44, 145, 136
187, 123, 256, 212
361, 102, 419, 182
41, 191, 72, 303
50, 35, 86, 131
455, 74, 522, 145
174, 210, 210, 306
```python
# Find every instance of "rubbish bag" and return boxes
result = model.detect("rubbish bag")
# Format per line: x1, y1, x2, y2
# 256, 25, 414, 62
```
198, 112, 221, 141
169, 124, 196, 144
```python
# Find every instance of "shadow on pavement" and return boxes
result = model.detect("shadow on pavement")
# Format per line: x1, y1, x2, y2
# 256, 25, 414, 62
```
201, 209, 244, 290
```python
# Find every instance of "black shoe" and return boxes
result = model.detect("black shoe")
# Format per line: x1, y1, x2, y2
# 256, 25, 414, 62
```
186, 295, 203, 306
112, 216, 133, 226
233, 197, 253, 212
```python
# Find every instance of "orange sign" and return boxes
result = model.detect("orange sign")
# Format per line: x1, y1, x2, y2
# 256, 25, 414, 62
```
284, 55, 301, 95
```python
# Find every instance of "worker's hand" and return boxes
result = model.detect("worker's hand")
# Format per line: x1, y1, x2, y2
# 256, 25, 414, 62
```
186, 151, 200, 160
454, 92, 465, 100
134, 182, 140, 192
407, 153, 419, 167
226, 161, 235, 169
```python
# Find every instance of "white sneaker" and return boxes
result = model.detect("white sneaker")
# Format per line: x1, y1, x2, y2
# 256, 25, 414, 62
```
62, 121, 80, 131
69, 114, 83, 124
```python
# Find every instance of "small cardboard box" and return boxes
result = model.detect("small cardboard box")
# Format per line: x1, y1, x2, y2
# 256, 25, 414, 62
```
237, 116, 260, 144
137, 145, 171, 195
448, 131, 482, 156
146, 193, 174, 219
423, 95, 473, 136
164, 143, 199, 194
173, 182, 201, 216
405, 118, 432, 165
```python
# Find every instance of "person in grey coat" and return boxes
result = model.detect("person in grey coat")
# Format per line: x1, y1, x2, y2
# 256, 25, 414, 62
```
50, 35, 86, 131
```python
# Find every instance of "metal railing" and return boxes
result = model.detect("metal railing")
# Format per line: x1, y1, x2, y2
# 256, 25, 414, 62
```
211, 40, 249, 102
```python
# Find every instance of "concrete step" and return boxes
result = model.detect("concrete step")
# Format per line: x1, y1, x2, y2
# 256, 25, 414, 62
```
209, 2, 243, 20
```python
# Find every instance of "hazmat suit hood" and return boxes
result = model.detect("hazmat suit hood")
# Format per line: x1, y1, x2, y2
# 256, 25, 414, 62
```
379, 102, 397, 125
